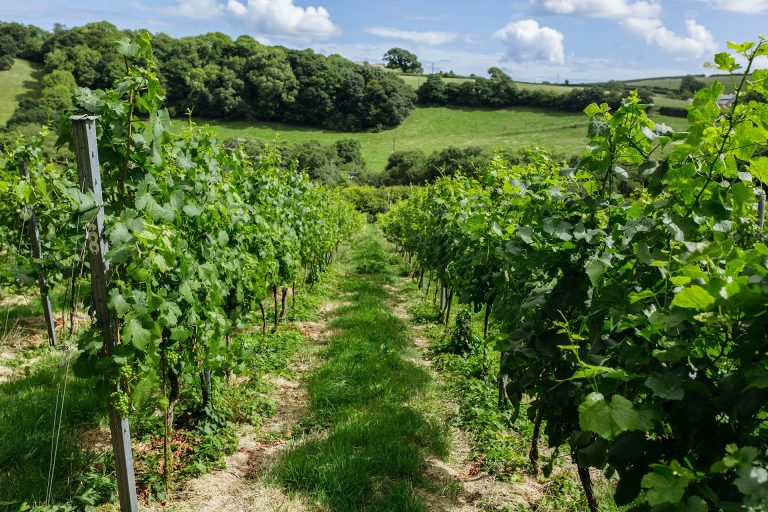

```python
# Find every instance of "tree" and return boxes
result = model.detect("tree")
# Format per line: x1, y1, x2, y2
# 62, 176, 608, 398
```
382, 150, 428, 185
383, 47, 423, 74
417, 75, 448, 105
679, 75, 705, 97
485, 67, 517, 106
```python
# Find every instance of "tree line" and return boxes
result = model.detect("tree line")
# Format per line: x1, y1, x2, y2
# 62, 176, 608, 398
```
0, 21, 416, 131
416, 69, 652, 112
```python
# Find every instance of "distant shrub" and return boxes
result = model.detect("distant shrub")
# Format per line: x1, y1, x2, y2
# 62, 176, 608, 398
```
658, 106, 688, 117
343, 186, 414, 219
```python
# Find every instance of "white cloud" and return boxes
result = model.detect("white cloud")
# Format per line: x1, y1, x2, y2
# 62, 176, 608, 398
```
703, 0, 768, 13
533, 0, 717, 58
494, 19, 565, 64
364, 27, 457, 46
167, 0, 225, 20
533, 0, 661, 19
166, 0, 340, 39
623, 18, 717, 56
226, 0, 340, 39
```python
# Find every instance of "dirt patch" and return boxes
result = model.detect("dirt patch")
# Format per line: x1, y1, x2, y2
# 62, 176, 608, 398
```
260, 376, 308, 439
296, 321, 330, 343
79, 424, 112, 453
0, 364, 16, 384
318, 300, 341, 317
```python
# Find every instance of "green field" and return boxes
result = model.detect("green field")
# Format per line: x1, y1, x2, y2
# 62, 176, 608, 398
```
397, 74, 474, 89
0, 59, 40, 125
397, 74, 578, 94
200, 106, 688, 173
651, 95, 690, 108
625, 74, 746, 93
515, 81, 579, 93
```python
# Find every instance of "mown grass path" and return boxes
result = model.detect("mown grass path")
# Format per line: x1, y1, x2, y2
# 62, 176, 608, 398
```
271, 226, 450, 511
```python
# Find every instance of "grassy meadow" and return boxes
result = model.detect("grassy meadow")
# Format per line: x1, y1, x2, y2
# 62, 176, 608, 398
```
0, 59, 40, 125
200, 106, 688, 173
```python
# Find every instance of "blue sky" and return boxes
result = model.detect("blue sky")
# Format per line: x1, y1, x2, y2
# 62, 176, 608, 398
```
1, 0, 767, 82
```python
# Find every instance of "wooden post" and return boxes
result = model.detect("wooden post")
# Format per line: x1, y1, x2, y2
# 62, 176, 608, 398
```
70, 115, 138, 512
18, 161, 57, 347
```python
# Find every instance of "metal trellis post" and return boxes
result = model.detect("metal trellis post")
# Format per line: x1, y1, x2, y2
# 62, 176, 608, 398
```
18, 161, 57, 347
70, 115, 138, 512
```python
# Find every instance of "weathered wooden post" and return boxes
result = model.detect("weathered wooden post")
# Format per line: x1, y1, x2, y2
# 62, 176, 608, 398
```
18, 161, 57, 347
70, 115, 138, 512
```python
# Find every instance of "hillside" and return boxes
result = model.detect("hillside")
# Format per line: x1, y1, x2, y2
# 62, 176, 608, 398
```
205, 106, 688, 174
0, 59, 40, 125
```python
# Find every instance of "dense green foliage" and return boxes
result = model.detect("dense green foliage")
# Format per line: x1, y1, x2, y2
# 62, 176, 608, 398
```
342, 185, 414, 218
677, 75, 706, 98
383, 42, 768, 511
657, 106, 688, 118
0, 21, 48, 70
0, 21, 416, 131
0, 128, 79, 293
377, 145, 577, 186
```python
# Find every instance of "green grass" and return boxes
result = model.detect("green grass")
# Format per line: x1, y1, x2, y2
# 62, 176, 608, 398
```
271, 226, 450, 511
0, 59, 41, 125
651, 95, 690, 108
200, 107, 689, 173
624, 74, 747, 94
0, 356, 108, 509
515, 81, 580, 93
397, 74, 474, 89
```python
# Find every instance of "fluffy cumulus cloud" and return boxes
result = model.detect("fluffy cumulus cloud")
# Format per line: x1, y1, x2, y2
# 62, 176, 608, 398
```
533, 0, 661, 18
168, 0, 340, 39
622, 18, 716, 56
494, 19, 565, 64
226, 0, 340, 39
534, 0, 717, 57
703, 0, 768, 13
364, 27, 457, 46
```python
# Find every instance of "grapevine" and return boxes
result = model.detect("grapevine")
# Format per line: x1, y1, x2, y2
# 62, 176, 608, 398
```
1, 32, 362, 496
383, 41, 768, 511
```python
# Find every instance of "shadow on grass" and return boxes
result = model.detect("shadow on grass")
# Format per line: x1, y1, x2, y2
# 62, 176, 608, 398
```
0, 356, 107, 508
271, 228, 449, 511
